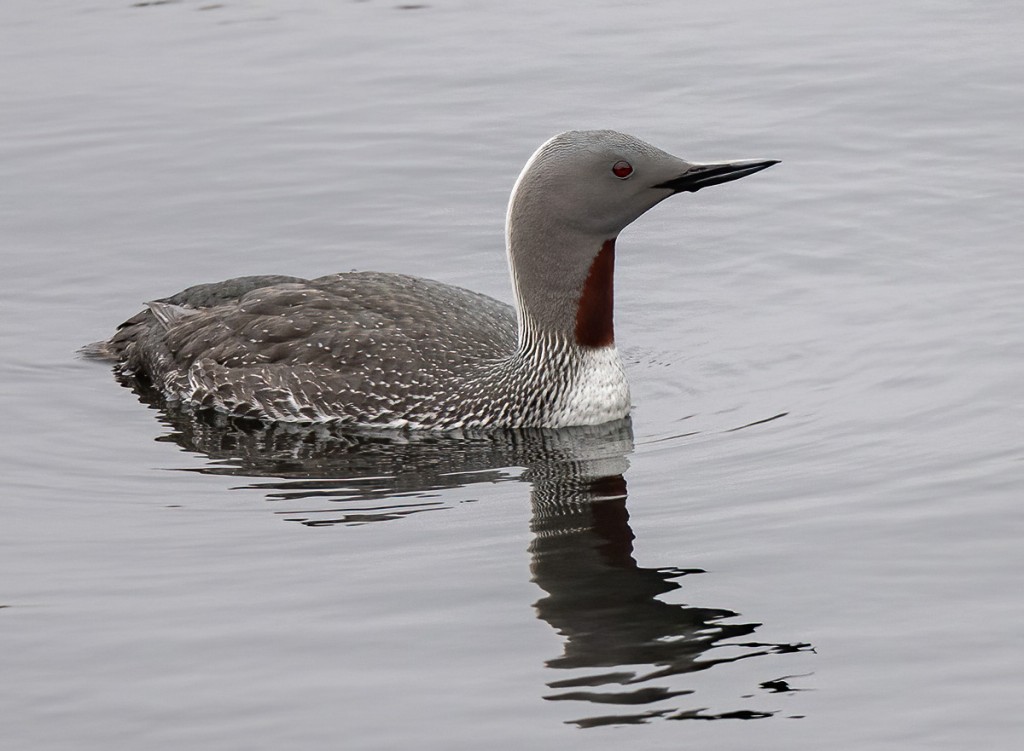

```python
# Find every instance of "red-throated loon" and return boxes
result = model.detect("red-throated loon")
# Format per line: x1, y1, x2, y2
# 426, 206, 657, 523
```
89, 130, 777, 430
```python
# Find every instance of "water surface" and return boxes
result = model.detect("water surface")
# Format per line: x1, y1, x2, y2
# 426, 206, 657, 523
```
1, 1, 1022, 749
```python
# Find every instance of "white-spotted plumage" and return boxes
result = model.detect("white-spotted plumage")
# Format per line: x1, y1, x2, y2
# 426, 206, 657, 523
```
88, 131, 777, 430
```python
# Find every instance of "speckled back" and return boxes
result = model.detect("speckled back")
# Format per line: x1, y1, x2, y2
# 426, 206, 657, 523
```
106, 272, 520, 427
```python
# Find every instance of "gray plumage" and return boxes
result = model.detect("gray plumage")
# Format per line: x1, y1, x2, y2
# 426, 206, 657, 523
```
106, 273, 525, 428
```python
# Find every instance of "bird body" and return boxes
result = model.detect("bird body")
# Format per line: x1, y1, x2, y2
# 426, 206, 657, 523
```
92, 130, 776, 430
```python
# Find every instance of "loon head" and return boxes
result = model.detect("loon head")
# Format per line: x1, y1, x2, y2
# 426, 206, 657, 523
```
509, 129, 776, 238
505, 130, 777, 346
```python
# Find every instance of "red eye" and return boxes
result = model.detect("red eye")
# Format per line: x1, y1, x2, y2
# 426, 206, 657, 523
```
612, 160, 633, 179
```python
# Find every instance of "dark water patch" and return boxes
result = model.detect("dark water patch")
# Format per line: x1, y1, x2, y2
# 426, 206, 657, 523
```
757, 674, 815, 694
669, 708, 776, 721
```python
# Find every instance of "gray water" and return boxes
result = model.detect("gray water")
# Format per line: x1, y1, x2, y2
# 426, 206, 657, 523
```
2, 1, 1022, 749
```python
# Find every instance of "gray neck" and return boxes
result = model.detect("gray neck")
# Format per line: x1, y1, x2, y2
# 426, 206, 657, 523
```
506, 205, 614, 350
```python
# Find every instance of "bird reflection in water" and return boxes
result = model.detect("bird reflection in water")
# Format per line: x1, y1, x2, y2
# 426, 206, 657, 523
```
528, 468, 812, 726
139, 391, 813, 727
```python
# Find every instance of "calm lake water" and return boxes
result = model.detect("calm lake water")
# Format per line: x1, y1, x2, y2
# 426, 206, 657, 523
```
2, 1, 1022, 749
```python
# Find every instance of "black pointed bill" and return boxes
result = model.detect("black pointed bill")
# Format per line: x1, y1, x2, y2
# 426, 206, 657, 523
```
653, 159, 779, 194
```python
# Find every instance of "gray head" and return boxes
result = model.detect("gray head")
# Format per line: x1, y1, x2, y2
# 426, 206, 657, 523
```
505, 130, 776, 346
